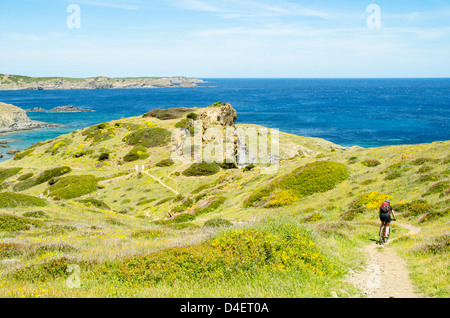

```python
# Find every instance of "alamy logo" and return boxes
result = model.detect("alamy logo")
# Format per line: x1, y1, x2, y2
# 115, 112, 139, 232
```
66, 264, 81, 289
366, 4, 381, 29
66, 4, 81, 29
171, 121, 280, 174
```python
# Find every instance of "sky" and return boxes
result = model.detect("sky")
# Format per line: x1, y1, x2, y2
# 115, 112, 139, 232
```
0, 0, 449, 78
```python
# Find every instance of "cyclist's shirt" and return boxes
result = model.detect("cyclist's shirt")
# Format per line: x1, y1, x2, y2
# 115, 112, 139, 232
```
379, 204, 393, 222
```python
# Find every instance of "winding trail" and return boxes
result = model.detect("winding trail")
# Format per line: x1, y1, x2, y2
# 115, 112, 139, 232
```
346, 222, 426, 298
142, 170, 180, 196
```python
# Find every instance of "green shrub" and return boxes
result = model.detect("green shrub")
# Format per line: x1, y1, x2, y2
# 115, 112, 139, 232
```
182, 162, 220, 177
301, 212, 323, 222
22, 211, 48, 218
155, 158, 175, 167
409, 233, 449, 255
114, 122, 140, 131
442, 155, 450, 164
423, 181, 450, 197
340, 208, 364, 221
393, 200, 434, 217
416, 174, 440, 184
0, 243, 25, 259
13, 166, 72, 192
124, 145, 150, 162
218, 160, 238, 170
143, 108, 192, 120
411, 157, 437, 165
193, 196, 226, 216
347, 157, 358, 164
385, 171, 402, 180
82, 123, 115, 143
0, 192, 47, 208
48, 138, 73, 155
243, 164, 255, 172
383, 162, 410, 174
0, 213, 44, 231
77, 198, 110, 210
14, 149, 33, 160
203, 218, 232, 228
47, 175, 99, 199
244, 161, 349, 208
136, 198, 156, 206
154, 197, 175, 206
98, 152, 109, 161
418, 166, 435, 174
361, 179, 376, 185
123, 128, 171, 148
8, 257, 95, 282
0, 168, 22, 182
174, 118, 194, 135
172, 214, 196, 223
36, 167, 72, 184
94, 218, 342, 285
191, 183, 211, 194
418, 208, 449, 223
186, 113, 198, 120
17, 172, 34, 181
209, 102, 227, 108
362, 159, 381, 167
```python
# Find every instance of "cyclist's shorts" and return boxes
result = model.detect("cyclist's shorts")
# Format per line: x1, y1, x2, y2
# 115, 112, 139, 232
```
380, 213, 392, 223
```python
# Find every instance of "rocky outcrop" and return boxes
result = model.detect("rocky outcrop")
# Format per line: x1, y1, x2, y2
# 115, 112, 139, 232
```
24, 107, 46, 112
25, 105, 93, 112
198, 102, 238, 130
48, 105, 93, 113
0, 102, 59, 133
171, 103, 250, 166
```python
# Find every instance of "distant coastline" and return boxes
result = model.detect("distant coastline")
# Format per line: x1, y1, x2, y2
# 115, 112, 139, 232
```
0, 74, 204, 91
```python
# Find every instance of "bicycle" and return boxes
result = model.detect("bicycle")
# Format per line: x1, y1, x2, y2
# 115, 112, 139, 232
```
378, 219, 396, 245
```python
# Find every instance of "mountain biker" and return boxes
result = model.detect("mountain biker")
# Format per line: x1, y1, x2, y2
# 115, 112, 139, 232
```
379, 199, 397, 240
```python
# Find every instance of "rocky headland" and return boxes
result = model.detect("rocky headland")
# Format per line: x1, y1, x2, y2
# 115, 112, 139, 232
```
0, 102, 59, 133
0, 74, 204, 91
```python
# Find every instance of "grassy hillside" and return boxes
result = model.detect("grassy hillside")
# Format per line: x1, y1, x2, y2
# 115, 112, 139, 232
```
0, 104, 448, 298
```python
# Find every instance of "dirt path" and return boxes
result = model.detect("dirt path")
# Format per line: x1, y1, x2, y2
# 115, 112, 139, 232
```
142, 171, 180, 195
346, 222, 425, 298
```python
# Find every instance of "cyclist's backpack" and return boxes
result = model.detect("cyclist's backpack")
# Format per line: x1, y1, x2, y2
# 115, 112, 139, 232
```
380, 201, 390, 214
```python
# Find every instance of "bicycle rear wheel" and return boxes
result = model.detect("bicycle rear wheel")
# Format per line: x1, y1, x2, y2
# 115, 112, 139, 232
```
379, 226, 384, 244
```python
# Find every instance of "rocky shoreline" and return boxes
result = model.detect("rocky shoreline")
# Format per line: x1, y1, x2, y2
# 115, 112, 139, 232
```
0, 74, 204, 91
25, 105, 94, 113
0, 102, 60, 134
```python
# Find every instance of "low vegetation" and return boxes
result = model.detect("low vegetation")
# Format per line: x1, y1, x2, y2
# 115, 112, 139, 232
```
0, 106, 447, 298
46, 175, 99, 199
123, 128, 171, 148
0, 192, 47, 208
182, 162, 220, 177
244, 161, 349, 208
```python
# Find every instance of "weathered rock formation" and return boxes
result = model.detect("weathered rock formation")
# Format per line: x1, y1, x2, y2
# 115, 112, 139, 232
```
0, 102, 59, 133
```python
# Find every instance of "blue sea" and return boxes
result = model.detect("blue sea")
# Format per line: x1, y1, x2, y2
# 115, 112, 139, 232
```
0, 78, 449, 162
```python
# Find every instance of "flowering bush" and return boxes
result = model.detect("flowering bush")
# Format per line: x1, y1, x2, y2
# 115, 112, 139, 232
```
245, 161, 349, 208
351, 191, 393, 210
93, 218, 343, 285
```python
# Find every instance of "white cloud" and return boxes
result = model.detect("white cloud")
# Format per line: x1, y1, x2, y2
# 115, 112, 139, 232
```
171, 0, 332, 20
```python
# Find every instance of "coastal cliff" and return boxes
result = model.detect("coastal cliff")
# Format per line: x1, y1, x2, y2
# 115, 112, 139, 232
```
0, 74, 204, 91
0, 102, 58, 133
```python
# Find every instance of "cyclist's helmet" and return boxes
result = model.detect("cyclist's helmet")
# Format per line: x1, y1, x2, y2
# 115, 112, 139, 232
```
385, 199, 391, 204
